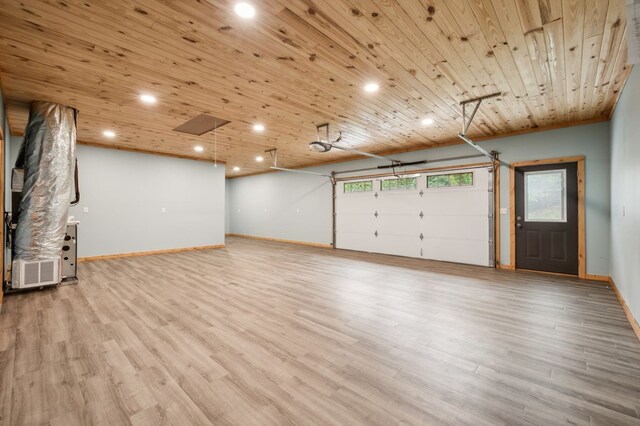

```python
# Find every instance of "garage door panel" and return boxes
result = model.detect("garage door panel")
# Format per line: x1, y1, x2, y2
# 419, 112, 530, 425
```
337, 194, 376, 214
376, 233, 421, 258
421, 216, 488, 240
335, 188, 375, 250
376, 190, 420, 214
377, 207, 421, 258
422, 238, 489, 266
336, 214, 374, 234
420, 191, 488, 215
336, 231, 377, 253
377, 213, 421, 232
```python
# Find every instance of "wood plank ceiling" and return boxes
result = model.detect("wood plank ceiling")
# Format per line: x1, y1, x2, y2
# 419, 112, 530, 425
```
0, 0, 632, 176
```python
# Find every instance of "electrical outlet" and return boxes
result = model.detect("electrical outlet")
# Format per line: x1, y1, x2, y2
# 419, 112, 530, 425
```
500, 208, 508, 215
161, 207, 166, 213
83, 207, 89, 213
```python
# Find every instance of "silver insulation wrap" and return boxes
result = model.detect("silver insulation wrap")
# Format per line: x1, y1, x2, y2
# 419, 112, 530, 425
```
14, 101, 77, 262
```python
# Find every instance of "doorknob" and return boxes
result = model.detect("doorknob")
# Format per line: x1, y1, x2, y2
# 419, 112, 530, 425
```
517, 223, 522, 228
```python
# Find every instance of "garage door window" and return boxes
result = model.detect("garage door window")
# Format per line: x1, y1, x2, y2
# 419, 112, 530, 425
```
344, 181, 373, 193
427, 172, 473, 188
381, 177, 418, 191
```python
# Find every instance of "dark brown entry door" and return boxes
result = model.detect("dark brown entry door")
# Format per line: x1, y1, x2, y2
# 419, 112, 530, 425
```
515, 162, 578, 275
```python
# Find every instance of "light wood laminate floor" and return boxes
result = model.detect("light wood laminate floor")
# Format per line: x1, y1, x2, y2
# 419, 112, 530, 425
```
1, 237, 640, 425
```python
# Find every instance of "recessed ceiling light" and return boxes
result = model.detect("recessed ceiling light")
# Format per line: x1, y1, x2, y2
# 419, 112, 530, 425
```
255, 155, 264, 162
139, 93, 157, 104
103, 130, 116, 138
253, 123, 265, 132
194, 145, 204, 153
233, 166, 241, 172
364, 82, 379, 93
234, 2, 255, 18
421, 117, 434, 126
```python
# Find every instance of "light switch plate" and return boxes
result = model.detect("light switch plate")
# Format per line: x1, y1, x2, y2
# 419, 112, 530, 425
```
161, 207, 166, 213
83, 207, 89, 213
500, 208, 508, 215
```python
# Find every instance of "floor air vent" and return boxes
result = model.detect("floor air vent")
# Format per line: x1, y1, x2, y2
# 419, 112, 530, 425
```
13, 258, 61, 289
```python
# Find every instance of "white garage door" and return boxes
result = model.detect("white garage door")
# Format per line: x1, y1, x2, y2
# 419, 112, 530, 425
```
335, 166, 492, 266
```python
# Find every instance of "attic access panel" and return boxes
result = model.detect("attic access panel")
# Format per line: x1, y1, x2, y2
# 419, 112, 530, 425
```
173, 114, 230, 136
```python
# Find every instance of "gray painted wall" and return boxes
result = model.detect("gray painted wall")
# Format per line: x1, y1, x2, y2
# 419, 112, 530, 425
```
225, 179, 231, 234
10, 138, 226, 258
228, 121, 611, 275
610, 65, 640, 323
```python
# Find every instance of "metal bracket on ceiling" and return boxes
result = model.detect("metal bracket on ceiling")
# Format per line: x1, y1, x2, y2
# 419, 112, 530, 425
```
317, 123, 330, 142
265, 147, 333, 178
461, 92, 501, 136
458, 92, 501, 162
265, 148, 278, 167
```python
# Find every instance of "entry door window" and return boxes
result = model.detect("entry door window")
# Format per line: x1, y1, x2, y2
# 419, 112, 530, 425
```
524, 169, 566, 222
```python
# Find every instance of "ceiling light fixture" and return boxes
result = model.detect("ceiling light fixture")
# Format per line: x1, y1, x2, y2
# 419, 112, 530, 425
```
234, 2, 255, 18
253, 123, 265, 132
103, 130, 116, 138
255, 155, 264, 162
233, 166, 241, 172
421, 117, 434, 126
194, 145, 204, 153
139, 93, 157, 104
364, 82, 379, 93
